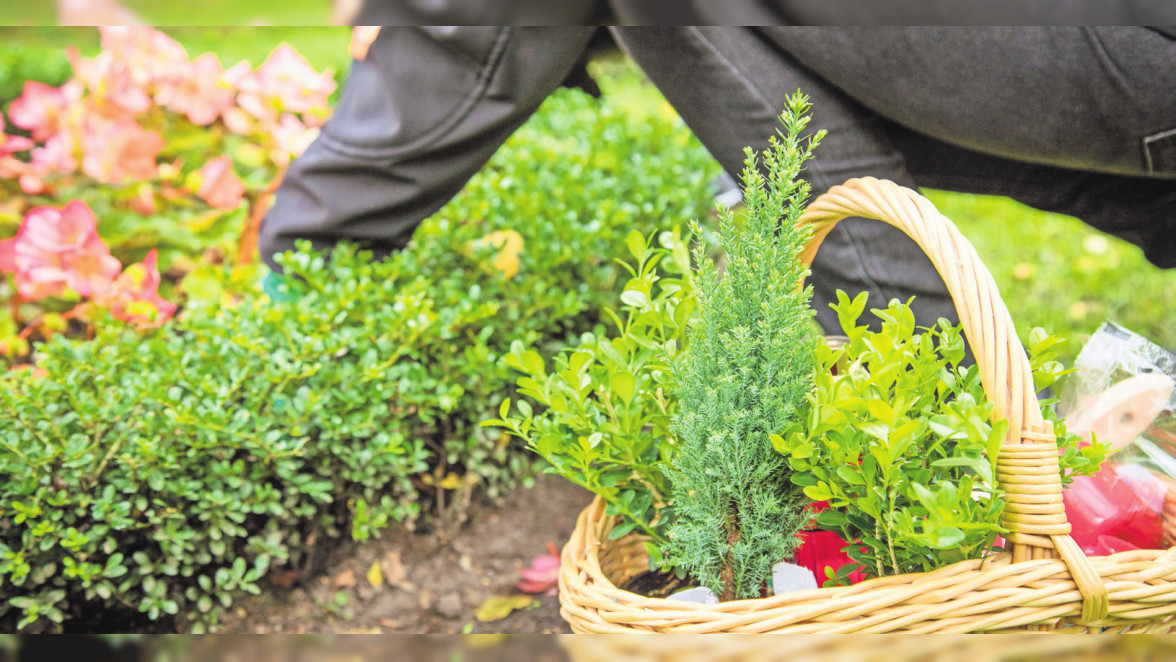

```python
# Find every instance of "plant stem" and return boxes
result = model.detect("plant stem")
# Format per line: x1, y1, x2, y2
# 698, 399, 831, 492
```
721, 501, 740, 602
237, 167, 286, 266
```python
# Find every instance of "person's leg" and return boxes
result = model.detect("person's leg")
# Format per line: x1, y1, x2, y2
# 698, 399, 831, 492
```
259, 25, 597, 269
611, 26, 959, 334
765, 0, 1176, 27
889, 123, 1176, 269
765, 26, 1176, 269
765, 27, 1176, 180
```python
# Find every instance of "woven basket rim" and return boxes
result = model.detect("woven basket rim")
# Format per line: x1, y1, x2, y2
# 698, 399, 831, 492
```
560, 496, 1176, 633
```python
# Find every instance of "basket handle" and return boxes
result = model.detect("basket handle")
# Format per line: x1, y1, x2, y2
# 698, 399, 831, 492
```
796, 177, 1108, 624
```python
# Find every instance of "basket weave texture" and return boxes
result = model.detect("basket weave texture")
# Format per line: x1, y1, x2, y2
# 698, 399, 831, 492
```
557, 177, 1176, 634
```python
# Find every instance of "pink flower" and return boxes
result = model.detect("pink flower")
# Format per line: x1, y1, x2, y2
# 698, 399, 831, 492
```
13, 130, 79, 195
270, 113, 319, 166
18, 174, 48, 196
154, 53, 235, 126
218, 63, 257, 133
195, 156, 247, 209
98, 27, 188, 89
220, 107, 255, 135
237, 44, 336, 123
12, 201, 121, 300
8, 81, 73, 141
31, 131, 79, 175
0, 238, 14, 274
79, 116, 162, 183
69, 48, 152, 119
98, 249, 176, 329
0, 133, 34, 158
0, 118, 38, 183
516, 543, 560, 596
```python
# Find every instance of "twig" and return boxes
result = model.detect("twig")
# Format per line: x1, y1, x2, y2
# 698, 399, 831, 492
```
237, 167, 287, 267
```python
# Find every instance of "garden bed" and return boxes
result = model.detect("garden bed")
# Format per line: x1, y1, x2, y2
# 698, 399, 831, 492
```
216, 474, 592, 634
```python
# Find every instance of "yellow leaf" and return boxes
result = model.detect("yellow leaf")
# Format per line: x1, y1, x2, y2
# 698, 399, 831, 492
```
466, 634, 507, 649
438, 472, 463, 490
366, 560, 384, 588
474, 594, 536, 622
465, 230, 524, 280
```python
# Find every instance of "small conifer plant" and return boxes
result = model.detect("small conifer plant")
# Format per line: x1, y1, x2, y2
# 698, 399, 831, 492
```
663, 92, 825, 601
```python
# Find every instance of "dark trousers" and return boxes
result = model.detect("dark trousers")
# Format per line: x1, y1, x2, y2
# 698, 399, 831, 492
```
260, 23, 1176, 334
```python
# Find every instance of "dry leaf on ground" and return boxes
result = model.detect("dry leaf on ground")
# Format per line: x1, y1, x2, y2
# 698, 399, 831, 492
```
381, 550, 407, 585
475, 595, 537, 622
366, 560, 384, 588
332, 568, 357, 589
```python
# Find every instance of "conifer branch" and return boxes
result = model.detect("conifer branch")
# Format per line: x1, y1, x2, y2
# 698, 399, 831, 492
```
662, 92, 826, 600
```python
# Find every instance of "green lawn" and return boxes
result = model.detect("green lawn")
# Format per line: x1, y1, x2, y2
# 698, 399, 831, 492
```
928, 191, 1176, 366
0, 1, 330, 26
2, 26, 1172, 367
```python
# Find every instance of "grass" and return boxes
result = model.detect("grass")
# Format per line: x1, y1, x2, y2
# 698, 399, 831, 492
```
927, 191, 1176, 367
0, 27, 350, 69
1, 26, 1172, 368
0, 1, 330, 26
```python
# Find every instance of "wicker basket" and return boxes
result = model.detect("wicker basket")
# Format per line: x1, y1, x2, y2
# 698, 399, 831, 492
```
557, 177, 1176, 634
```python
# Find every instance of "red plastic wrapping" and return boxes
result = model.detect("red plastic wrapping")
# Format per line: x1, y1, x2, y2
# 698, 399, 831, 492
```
794, 529, 866, 586
794, 501, 866, 585
1063, 462, 1164, 553
1091, 534, 1142, 556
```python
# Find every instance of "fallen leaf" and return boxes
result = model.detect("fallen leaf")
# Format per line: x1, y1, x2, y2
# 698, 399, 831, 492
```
381, 550, 407, 585
336, 627, 382, 634
378, 618, 399, 629
464, 230, 524, 280
467, 634, 507, 649
269, 569, 300, 589
366, 560, 384, 588
333, 569, 357, 589
487, 230, 524, 280
517, 542, 561, 595
474, 594, 536, 622
439, 472, 463, 490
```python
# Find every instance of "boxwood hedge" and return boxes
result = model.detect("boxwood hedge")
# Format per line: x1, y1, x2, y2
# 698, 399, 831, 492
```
0, 81, 721, 631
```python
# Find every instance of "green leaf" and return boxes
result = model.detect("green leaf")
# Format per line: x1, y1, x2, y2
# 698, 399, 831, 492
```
619, 290, 650, 310
610, 371, 636, 403
815, 509, 847, 527
835, 465, 864, 486
608, 521, 636, 541
803, 484, 832, 501
626, 230, 647, 262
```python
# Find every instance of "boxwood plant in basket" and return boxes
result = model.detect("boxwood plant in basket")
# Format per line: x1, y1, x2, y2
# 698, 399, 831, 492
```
773, 292, 1110, 585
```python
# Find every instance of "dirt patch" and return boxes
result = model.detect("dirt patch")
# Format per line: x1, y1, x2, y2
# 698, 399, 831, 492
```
217, 474, 594, 634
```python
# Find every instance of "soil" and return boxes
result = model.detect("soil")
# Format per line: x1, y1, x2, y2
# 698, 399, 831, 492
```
216, 474, 595, 634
